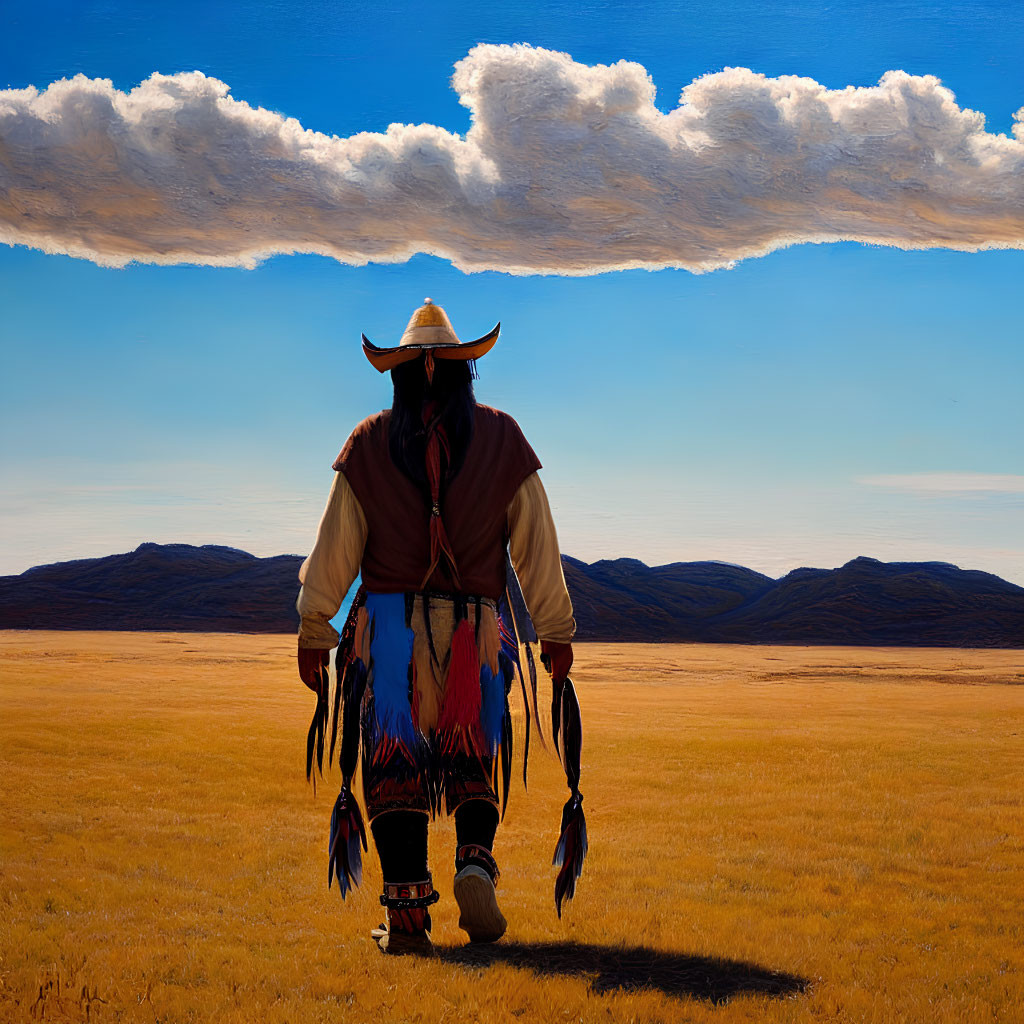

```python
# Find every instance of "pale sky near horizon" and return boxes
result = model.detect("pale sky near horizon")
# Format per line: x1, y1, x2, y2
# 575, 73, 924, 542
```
2, 0, 1022, 585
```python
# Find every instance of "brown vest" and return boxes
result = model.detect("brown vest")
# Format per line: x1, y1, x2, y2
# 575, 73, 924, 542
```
334, 404, 541, 599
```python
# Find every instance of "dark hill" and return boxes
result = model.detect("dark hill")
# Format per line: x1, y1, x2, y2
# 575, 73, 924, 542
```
0, 543, 303, 632
1, 544, 1022, 646
563, 556, 774, 641
706, 556, 1024, 647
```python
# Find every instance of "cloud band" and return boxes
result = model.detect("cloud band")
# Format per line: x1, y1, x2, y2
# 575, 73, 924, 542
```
859, 473, 1024, 493
2, 43, 1023, 274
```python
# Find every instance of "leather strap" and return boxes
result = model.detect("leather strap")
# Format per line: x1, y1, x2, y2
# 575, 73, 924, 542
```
456, 844, 500, 886
380, 874, 441, 910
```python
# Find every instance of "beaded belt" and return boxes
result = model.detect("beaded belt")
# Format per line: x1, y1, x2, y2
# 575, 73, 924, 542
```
413, 590, 498, 611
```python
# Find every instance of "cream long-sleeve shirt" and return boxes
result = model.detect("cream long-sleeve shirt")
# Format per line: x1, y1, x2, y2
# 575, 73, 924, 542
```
297, 470, 575, 649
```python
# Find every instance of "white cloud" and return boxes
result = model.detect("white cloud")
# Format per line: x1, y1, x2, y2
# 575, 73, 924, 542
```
2, 43, 1023, 274
859, 473, 1024, 493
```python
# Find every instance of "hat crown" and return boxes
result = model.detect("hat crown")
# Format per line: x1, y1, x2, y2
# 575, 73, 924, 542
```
400, 298, 460, 347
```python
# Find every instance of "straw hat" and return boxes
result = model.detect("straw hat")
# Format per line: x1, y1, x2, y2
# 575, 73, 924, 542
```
361, 299, 500, 373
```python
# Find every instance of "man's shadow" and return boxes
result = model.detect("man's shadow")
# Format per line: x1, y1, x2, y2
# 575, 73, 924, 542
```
430, 941, 809, 1004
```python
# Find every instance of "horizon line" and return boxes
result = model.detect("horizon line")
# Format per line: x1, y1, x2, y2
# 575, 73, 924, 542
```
6, 540, 1019, 590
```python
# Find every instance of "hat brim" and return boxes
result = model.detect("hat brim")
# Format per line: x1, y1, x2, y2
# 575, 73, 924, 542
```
361, 323, 500, 373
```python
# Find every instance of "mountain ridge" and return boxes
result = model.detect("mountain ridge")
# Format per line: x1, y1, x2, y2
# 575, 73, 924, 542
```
1, 543, 1022, 646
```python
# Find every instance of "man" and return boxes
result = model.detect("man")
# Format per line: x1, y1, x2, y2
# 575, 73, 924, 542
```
296, 299, 575, 953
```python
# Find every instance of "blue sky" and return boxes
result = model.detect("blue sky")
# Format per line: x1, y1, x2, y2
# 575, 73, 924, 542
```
2, 0, 1022, 584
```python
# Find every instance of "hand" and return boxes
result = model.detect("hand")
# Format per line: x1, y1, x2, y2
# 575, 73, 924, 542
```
539, 640, 573, 683
298, 646, 330, 694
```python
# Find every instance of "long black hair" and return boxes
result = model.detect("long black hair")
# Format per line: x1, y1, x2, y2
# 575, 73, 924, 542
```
388, 355, 476, 495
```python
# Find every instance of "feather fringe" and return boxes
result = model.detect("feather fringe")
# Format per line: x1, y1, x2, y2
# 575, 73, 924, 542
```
480, 662, 504, 754
366, 593, 417, 749
438, 618, 482, 737
328, 785, 368, 899
552, 791, 587, 917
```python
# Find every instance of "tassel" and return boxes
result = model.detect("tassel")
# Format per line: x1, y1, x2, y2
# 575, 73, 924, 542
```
328, 784, 368, 899
438, 618, 483, 751
553, 791, 587, 917
366, 593, 417, 749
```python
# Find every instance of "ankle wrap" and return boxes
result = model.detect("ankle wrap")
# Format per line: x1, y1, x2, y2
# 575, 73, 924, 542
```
380, 874, 440, 911
456, 844, 500, 886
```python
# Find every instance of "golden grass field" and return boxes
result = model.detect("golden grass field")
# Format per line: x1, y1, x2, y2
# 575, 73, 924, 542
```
1, 632, 1022, 1024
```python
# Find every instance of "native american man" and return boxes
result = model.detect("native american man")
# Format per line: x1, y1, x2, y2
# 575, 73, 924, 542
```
296, 299, 577, 953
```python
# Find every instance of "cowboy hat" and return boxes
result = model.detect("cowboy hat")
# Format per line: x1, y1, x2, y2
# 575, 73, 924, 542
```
361, 299, 500, 373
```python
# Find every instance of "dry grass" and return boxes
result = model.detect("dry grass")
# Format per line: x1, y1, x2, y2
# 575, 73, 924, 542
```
1, 632, 1022, 1023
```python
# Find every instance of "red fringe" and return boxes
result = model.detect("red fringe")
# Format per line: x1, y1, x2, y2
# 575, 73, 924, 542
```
438, 619, 483, 754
